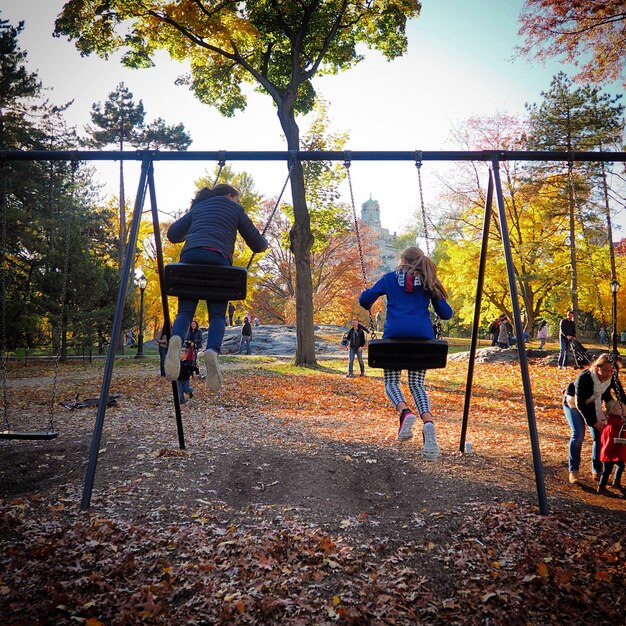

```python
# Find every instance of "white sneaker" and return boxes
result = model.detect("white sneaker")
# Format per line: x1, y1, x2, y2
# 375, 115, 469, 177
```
422, 422, 440, 461
203, 349, 222, 392
164, 336, 182, 381
398, 410, 416, 441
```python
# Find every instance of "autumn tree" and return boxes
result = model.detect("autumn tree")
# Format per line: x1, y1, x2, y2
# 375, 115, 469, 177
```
55, 0, 421, 366
86, 82, 145, 273
435, 114, 574, 333
250, 100, 379, 324
525, 72, 624, 320
517, 0, 626, 87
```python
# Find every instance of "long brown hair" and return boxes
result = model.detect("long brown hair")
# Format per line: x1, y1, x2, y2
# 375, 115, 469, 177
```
397, 245, 447, 300
191, 183, 240, 207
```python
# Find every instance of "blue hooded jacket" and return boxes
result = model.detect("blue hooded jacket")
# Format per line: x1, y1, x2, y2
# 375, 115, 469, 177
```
359, 270, 453, 339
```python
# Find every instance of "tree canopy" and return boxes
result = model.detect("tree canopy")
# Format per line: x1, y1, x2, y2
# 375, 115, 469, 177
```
517, 0, 626, 87
55, 0, 421, 366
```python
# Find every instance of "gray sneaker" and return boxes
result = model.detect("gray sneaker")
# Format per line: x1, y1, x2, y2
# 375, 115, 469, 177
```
422, 422, 440, 461
203, 348, 222, 392
398, 410, 416, 441
164, 336, 182, 382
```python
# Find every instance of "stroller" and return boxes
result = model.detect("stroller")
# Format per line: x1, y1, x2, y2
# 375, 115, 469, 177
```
569, 338, 591, 369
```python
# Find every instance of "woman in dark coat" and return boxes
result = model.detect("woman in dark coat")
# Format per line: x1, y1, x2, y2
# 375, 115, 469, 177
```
562, 353, 624, 484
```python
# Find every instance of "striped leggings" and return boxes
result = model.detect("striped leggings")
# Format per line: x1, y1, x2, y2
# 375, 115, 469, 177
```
384, 369, 430, 416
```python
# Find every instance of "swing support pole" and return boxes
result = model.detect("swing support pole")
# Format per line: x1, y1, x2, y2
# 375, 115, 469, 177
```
491, 157, 549, 515
81, 159, 152, 511
459, 172, 494, 454
146, 164, 186, 449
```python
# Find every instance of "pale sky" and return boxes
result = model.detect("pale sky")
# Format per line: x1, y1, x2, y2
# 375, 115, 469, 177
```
2, 1, 623, 236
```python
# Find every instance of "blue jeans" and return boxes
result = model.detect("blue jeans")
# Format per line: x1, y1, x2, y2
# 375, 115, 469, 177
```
348, 347, 364, 375
178, 379, 192, 403
239, 335, 251, 354
171, 249, 228, 354
558, 337, 569, 367
562, 399, 602, 474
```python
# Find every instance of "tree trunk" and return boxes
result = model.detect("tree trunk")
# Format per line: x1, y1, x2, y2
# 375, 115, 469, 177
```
277, 107, 317, 366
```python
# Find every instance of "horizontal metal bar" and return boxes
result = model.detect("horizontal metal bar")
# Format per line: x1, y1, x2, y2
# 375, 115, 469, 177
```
0, 149, 625, 163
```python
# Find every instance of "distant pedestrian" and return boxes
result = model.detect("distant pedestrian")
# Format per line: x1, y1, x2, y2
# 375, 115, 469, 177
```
227, 302, 235, 326
537, 320, 548, 349
344, 318, 366, 378
375, 310, 382, 332
157, 323, 170, 377
497, 316, 510, 349
240, 316, 252, 355
559, 311, 576, 369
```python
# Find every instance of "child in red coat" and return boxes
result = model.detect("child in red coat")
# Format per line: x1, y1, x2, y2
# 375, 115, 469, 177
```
598, 400, 626, 496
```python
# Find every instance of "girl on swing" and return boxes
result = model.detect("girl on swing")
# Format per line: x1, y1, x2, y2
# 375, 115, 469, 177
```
359, 246, 453, 460
164, 184, 268, 391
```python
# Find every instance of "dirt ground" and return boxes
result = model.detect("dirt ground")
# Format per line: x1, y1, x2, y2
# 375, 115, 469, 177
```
1, 354, 625, 624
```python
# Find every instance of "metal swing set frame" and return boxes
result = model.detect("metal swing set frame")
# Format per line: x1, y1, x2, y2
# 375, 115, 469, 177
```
1, 148, 625, 516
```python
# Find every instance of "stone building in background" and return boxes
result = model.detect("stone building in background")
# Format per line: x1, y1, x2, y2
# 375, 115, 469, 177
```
360, 196, 399, 273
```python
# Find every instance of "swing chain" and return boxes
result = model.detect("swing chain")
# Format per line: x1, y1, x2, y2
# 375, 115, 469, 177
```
246, 155, 295, 270
1, 162, 10, 431
567, 161, 607, 327
415, 153, 430, 256
48, 160, 78, 432
344, 156, 377, 336
212, 151, 227, 188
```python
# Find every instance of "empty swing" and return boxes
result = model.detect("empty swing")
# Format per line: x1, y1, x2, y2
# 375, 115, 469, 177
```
163, 157, 294, 301
344, 154, 448, 370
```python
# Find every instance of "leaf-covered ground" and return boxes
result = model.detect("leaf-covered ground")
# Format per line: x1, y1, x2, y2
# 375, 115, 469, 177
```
1, 353, 625, 625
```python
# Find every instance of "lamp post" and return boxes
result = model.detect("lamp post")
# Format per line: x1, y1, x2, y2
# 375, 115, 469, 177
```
135, 273, 148, 358
610, 279, 620, 358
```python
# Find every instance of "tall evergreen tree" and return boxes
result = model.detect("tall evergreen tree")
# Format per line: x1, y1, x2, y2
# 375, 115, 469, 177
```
526, 72, 624, 319
85, 82, 145, 272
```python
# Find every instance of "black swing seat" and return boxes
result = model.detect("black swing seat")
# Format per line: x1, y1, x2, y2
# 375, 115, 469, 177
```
164, 263, 247, 301
0, 430, 59, 441
367, 338, 448, 370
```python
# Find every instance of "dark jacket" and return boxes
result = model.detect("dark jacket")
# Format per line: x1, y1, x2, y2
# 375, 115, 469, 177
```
241, 320, 252, 337
167, 196, 268, 262
178, 359, 199, 382
565, 369, 625, 427
560, 318, 576, 339
186, 327, 203, 350
346, 326, 366, 350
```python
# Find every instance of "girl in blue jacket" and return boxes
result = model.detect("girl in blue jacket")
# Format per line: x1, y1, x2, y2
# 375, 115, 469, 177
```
164, 184, 268, 391
359, 246, 453, 460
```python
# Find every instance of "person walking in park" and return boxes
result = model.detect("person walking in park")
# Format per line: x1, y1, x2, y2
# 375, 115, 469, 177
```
562, 353, 624, 485
239, 316, 253, 355
359, 245, 453, 461
157, 323, 169, 377
497, 315, 510, 349
227, 302, 235, 326
559, 310, 576, 369
537, 320, 548, 349
344, 318, 367, 377
164, 184, 267, 391
185, 319, 203, 368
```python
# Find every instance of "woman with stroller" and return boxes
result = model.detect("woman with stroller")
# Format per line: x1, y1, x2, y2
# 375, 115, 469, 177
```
562, 353, 625, 485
